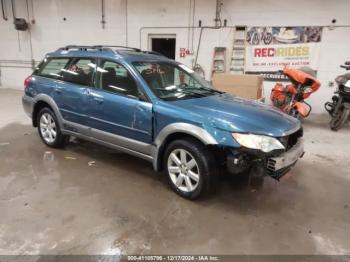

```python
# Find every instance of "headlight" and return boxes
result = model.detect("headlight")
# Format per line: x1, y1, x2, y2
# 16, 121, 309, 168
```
232, 133, 285, 153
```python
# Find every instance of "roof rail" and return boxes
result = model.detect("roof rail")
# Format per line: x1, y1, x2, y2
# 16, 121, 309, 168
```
93, 45, 141, 52
142, 50, 166, 57
57, 45, 165, 57
59, 45, 97, 51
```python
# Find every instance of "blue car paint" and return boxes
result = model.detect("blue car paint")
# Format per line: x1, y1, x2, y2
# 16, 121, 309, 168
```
54, 80, 91, 126
167, 94, 299, 136
87, 88, 153, 143
153, 100, 242, 148
27, 48, 300, 151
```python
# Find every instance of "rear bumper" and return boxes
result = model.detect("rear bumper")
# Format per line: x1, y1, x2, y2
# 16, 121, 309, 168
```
22, 95, 34, 118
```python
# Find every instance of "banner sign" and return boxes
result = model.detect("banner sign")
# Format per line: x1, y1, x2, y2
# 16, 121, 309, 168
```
244, 26, 323, 81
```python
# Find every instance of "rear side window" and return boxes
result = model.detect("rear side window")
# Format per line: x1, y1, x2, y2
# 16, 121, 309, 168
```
62, 58, 96, 86
36, 58, 70, 79
96, 60, 139, 98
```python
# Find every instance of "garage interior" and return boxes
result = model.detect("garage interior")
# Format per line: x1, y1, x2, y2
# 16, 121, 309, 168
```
1, 0, 350, 258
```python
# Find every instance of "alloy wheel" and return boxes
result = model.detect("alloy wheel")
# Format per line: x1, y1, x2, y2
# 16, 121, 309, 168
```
167, 148, 200, 193
40, 113, 57, 143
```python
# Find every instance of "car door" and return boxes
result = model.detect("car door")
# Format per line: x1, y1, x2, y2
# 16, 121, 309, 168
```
54, 57, 97, 136
87, 59, 153, 155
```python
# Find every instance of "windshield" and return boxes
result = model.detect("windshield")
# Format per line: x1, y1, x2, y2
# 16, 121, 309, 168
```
133, 62, 221, 101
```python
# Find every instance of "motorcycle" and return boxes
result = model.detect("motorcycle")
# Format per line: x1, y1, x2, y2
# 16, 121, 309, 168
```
324, 62, 350, 131
270, 67, 321, 118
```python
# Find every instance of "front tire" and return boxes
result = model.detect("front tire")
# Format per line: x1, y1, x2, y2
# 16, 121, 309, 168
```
37, 107, 68, 148
330, 106, 350, 131
164, 138, 217, 200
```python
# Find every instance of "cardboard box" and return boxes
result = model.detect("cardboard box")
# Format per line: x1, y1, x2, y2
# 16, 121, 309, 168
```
211, 73, 264, 100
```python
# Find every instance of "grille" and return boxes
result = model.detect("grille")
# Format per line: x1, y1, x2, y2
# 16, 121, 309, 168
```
267, 158, 276, 172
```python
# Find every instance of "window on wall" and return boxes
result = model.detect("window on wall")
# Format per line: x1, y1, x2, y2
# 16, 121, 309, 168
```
97, 60, 139, 98
36, 58, 70, 79
62, 58, 96, 86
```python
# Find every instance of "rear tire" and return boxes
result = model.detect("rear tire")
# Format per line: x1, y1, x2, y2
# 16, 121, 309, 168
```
164, 138, 217, 200
37, 107, 68, 148
330, 106, 350, 131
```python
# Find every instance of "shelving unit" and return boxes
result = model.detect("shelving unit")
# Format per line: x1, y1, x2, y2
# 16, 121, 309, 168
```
211, 47, 227, 76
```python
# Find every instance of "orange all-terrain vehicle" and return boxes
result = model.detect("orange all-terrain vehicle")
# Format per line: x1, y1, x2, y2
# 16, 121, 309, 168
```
270, 67, 321, 118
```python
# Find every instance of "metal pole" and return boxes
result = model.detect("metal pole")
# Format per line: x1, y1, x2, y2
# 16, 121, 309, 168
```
101, 0, 106, 29
1, 0, 8, 21
125, 0, 128, 46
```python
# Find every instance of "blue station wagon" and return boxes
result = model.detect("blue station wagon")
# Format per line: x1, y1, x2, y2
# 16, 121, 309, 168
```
22, 45, 304, 199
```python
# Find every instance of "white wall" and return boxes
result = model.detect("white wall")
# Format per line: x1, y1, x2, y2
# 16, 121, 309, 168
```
1, 0, 350, 113
221, 0, 350, 113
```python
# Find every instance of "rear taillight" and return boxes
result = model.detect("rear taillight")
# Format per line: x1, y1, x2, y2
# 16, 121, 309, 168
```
24, 76, 32, 90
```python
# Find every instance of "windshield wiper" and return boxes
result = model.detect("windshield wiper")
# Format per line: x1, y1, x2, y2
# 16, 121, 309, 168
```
178, 89, 207, 97
199, 87, 224, 94
188, 86, 224, 94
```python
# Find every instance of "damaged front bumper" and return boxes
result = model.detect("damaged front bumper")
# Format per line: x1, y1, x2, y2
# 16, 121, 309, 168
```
267, 138, 304, 180
226, 138, 304, 180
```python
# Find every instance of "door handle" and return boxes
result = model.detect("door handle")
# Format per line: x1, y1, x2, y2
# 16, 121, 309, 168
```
93, 96, 104, 104
84, 88, 91, 95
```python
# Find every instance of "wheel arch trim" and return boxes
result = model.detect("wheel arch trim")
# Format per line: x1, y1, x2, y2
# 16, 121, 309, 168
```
152, 123, 218, 171
154, 123, 218, 146
33, 94, 64, 128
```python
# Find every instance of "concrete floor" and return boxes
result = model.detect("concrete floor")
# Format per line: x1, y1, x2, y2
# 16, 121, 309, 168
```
0, 88, 349, 255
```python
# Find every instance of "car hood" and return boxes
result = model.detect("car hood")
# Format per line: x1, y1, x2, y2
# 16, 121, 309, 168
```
169, 93, 300, 137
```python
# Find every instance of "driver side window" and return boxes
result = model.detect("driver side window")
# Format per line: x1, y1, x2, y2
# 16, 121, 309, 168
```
97, 60, 139, 99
